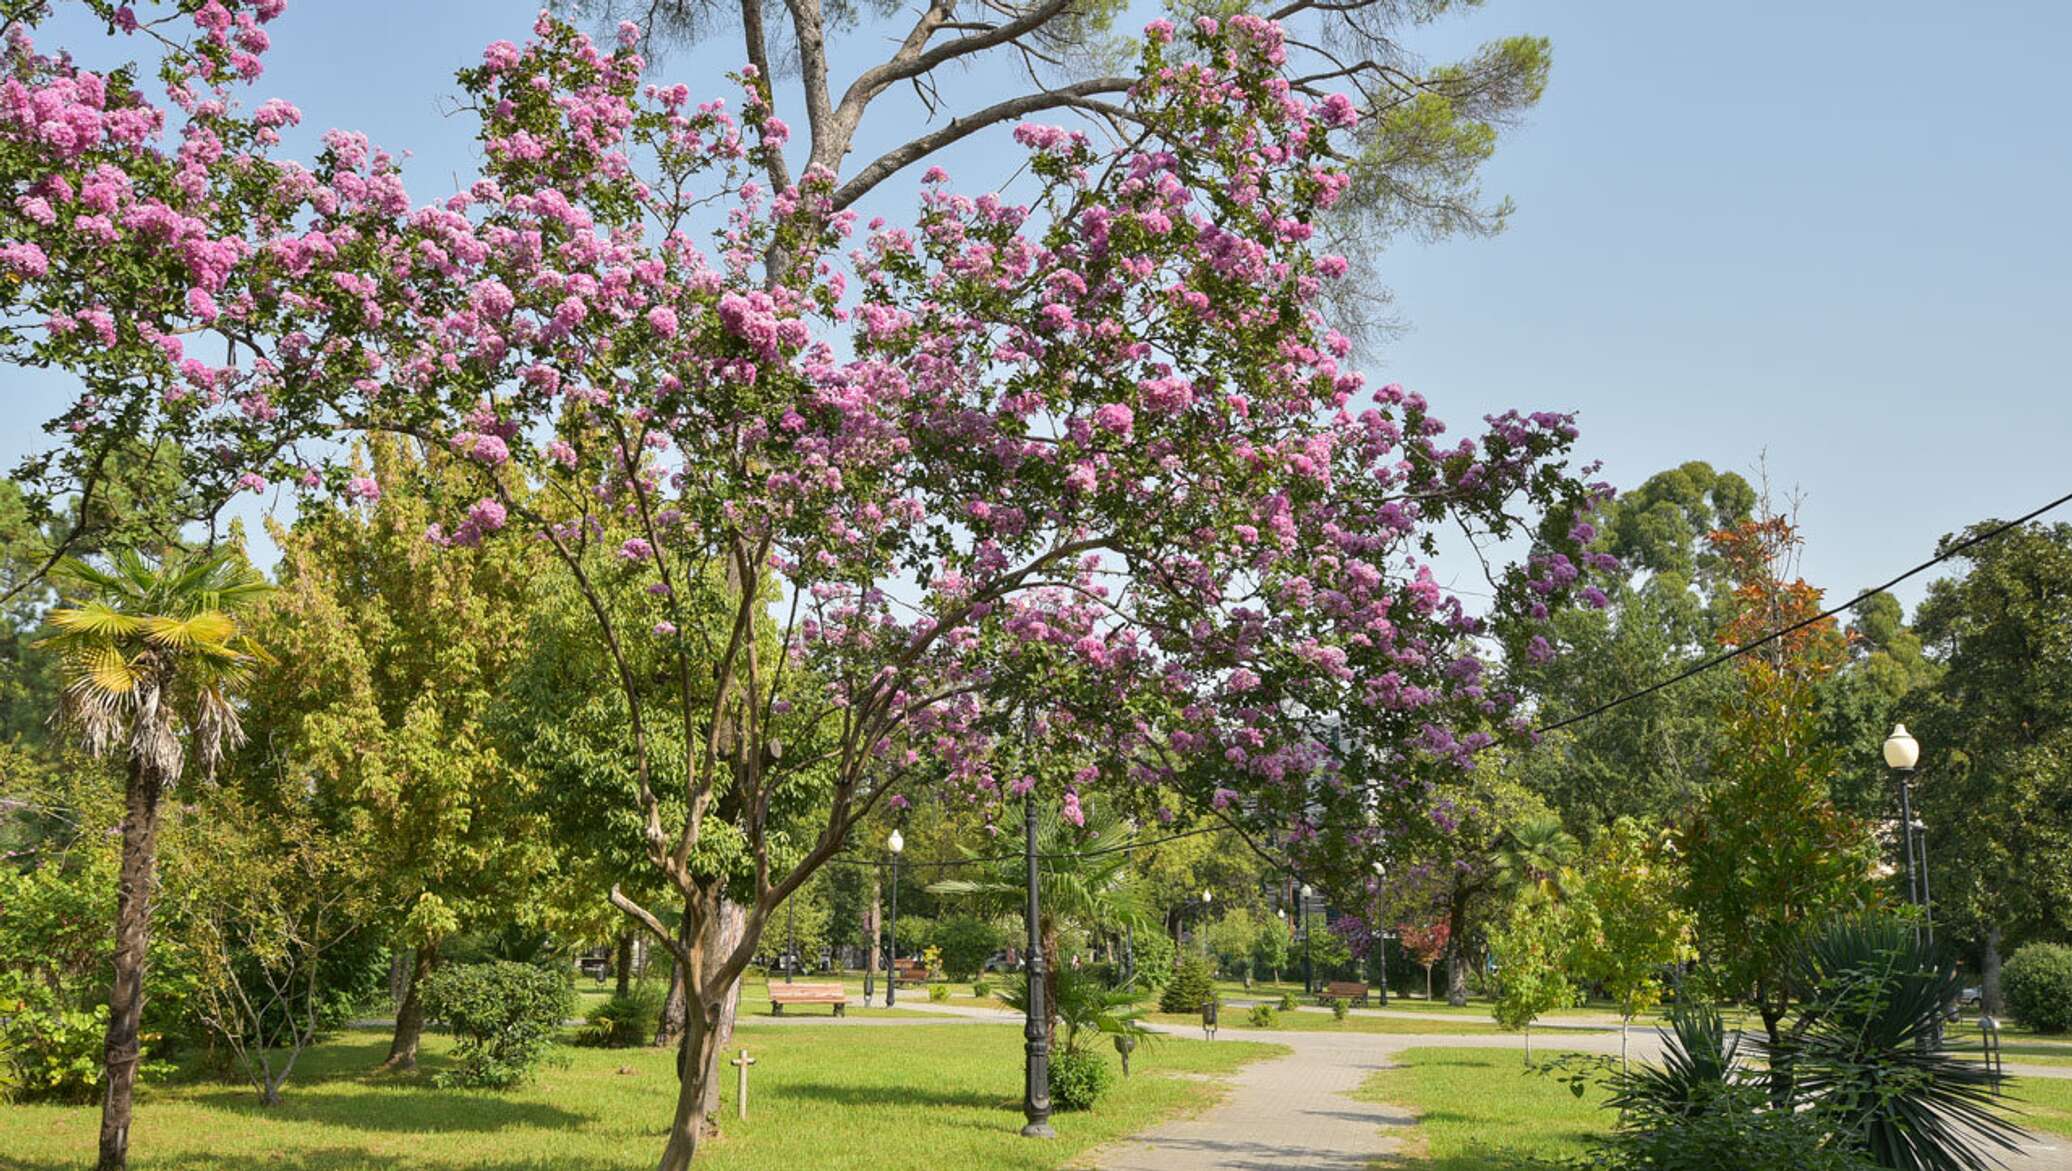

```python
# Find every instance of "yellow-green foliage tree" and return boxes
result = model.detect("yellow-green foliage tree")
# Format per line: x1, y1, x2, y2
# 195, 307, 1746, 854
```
252, 440, 553, 1070
1488, 884, 1577, 1066
1568, 817, 1694, 1067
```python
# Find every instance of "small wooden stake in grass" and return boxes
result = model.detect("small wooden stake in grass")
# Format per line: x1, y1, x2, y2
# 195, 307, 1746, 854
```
730, 1048, 756, 1121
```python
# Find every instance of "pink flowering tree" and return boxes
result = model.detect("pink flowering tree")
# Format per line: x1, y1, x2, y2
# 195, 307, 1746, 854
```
6, 7, 1609, 1167
0, 0, 406, 597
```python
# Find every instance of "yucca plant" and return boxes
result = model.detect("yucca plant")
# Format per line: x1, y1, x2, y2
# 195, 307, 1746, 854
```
1605, 1002, 1742, 1123
1774, 916, 2026, 1171
36, 546, 270, 1171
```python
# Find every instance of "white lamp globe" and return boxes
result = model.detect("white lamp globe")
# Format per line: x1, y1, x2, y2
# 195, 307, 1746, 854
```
1883, 724, 1920, 770
887, 829, 904, 855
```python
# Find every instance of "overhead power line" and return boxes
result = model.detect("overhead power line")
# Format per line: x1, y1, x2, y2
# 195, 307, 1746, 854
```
820, 488, 2072, 875
1538, 487, 2072, 734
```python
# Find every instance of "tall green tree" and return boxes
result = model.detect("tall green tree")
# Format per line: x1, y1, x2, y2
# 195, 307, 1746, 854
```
37, 546, 270, 1171
251, 442, 554, 1071
1514, 463, 1754, 827
1907, 521, 2072, 1013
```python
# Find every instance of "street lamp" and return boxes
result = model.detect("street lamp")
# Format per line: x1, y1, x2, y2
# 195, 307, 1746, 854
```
785, 892, 795, 984
885, 828, 904, 1008
1372, 859, 1389, 1007
1300, 883, 1314, 995
1883, 724, 1931, 942
1020, 788, 1055, 1139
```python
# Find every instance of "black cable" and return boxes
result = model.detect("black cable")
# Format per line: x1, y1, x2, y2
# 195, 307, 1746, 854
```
815, 489, 2072, 878
1537, 488, 2072, 734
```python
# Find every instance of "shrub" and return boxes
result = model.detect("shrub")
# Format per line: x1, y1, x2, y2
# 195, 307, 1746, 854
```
1277, 991, 1297, 1012
1159, 955, 1217, 1014
576, 987, 660, 1049
927, 982, 951, 1003
0, 976, 111, 1103
933, 916, 1001, 981
2004, 942, 2072, 1033
1048, 1047, 1114, 1111
1246, 1003, 1277, 1028
971, 979, 992, 999
1329, 997, 1349, 1021
1131, 929, 1175, 991
420, 960, 574, 1088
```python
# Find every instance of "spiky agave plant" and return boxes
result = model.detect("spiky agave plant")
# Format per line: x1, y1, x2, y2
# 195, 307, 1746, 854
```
1776, 916, 2027, 1171
37, 546, 270, 1171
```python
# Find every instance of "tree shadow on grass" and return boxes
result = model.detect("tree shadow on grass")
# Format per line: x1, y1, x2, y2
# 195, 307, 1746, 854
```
777, 1079, 1006, 1111
177, 1085, 592, 1134
1, 1152, 636, 1171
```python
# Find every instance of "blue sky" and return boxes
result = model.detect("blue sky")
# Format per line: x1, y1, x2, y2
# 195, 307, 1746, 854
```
6, 1, 2067, 612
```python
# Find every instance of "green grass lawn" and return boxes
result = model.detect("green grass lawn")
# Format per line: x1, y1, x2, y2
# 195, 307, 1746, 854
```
0, 1024, 1284, 1170
1146, 1010, 1511, 1036
1355, 1044, 2072, 1168
2004, 1075, 2072, 1139
1355, 1047, 1610, 1168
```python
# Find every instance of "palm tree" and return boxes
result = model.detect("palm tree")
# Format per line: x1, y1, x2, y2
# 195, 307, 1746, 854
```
38, 547, 270, 1171
1493, 811, 1581, 898
928, 804, 1151, 1042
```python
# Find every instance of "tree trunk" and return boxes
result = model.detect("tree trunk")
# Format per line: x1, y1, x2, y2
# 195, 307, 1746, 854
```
1444, 889, 1471, 1007
616, 932, 635, 998
1424, 963, 1434, 1001
97, 757, 167, 1171
695, 900, 745, 1126
1982, 924, 2005, 1016
382, 946, 436, 1072
654, 892, 755, 1170
655, 956, 688, 1049
657, 991, 729, 1171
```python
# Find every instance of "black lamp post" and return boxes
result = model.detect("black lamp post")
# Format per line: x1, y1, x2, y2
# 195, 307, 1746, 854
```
1883, 724, 1933, 943
885, 828, 903, 1007
1885, 723, 1942, 1047
1020, 788, 1055, 1138
785, 894, 795, 983
1299, 883, 1314, 995
1372, 859, 1389, 1007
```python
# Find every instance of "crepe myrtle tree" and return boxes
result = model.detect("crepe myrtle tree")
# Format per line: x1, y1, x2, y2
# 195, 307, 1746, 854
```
0, 0, 399, 597
7, 10, 1609, 1167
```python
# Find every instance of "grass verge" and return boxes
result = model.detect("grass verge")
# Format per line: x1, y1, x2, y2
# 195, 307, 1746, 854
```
0, 1024, 1282, 1170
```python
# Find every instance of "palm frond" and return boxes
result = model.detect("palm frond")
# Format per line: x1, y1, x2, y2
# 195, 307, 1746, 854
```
140, 611, 238, 651
43, 602, 144, 639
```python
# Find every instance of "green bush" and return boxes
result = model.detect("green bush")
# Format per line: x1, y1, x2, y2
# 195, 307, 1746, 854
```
1130, 929, 1175, 991
971, 979, 992, 999
2004, 942, 2072, 1033
1159, 955, 1217, 1014
1329, 996, 1349, 1021
420, 960, 574, 1088
1047, 1047, 1114, 1111
575, 987, 660, 1049
0, 975, 110, 1103
1246, 1003, 1277, 1028
927, 982, 951, 1003
1277, 991, 1297, 1012
933, 916, 1001, 981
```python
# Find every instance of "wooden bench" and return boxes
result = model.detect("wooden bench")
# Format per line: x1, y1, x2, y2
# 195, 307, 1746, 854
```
770, 982, 847, 1016
1319, 981, 1370, 1007
891, 959, 930, 986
